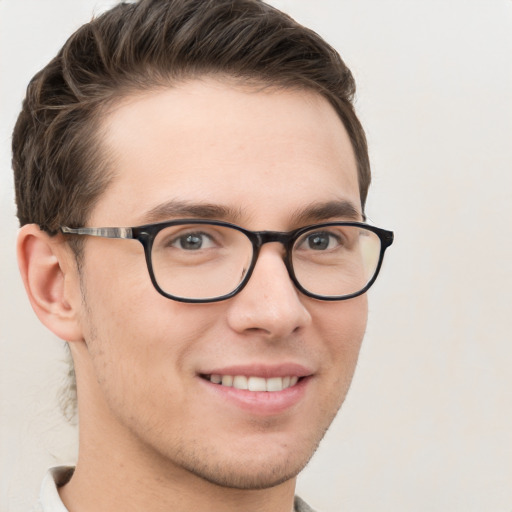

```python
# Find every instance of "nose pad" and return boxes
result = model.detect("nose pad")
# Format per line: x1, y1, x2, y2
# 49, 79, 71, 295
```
226, 245, 312, 338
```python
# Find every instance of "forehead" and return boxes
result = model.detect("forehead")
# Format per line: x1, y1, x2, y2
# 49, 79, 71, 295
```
92, 78, 361, 227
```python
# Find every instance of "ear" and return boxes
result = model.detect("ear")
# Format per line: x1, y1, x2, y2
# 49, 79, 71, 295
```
17, 224, 84, 342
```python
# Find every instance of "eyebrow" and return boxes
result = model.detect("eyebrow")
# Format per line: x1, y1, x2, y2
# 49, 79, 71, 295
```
291, 200, 364, 224
138, 198, 362, 227
140, 200, 243, 224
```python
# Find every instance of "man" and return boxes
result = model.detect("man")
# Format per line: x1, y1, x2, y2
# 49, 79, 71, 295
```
13, 0, 393, 510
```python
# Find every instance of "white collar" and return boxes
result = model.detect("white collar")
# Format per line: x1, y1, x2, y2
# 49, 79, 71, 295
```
36, 466, 74, 512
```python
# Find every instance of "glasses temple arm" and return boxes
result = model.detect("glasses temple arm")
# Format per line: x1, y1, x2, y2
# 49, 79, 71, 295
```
60, 226, 134, 239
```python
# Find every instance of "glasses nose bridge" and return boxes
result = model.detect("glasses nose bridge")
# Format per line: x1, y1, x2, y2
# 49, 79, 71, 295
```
250, 230, 294, 278
254, 230, 293, 251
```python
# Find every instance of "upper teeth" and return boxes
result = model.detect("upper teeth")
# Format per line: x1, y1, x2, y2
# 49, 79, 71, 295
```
208, 375, 299, 392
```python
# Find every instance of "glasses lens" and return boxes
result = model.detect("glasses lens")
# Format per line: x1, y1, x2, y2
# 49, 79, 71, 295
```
151, 223, 253, 300
292, 224, 382, 298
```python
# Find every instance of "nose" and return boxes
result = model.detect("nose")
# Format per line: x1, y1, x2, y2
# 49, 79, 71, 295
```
226, 244, 312, 339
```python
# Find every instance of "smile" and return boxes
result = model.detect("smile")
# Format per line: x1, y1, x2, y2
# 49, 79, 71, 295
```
203, 374, 300, 392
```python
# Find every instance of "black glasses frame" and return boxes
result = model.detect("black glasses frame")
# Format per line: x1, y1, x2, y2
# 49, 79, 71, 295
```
61, 219, 394, 303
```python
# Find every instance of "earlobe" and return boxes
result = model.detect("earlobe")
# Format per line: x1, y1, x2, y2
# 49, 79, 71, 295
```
17, 224, 84, 342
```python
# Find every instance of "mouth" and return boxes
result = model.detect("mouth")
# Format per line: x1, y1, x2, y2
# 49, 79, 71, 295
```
200, 374, 300, 392
198, 365, 313, 415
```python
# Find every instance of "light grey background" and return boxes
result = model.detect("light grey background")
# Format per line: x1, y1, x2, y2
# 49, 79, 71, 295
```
1, 1, 511, 511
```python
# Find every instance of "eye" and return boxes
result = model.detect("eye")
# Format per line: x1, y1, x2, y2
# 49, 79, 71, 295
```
301, 231, 341, 251
171, 232, 216, 250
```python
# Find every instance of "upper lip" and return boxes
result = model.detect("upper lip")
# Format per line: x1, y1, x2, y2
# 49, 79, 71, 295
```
199, 363, 313, 379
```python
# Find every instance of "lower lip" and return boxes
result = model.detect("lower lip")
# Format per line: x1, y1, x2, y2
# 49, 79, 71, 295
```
199, 376, 311, 416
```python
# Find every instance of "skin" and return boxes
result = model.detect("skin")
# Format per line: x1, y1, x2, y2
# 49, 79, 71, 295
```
18, 78, 368, 512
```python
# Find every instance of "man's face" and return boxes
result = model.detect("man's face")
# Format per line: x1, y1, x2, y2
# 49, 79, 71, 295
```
74, 78, 368, 489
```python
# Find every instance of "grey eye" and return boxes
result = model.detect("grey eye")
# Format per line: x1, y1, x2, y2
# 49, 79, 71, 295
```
301, 231, 341, 251
173, 233, 214, 250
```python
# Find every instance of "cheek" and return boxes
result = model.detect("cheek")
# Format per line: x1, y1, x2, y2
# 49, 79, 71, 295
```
79, 238, 175, 339
77, 251, 162, 396
329, 293, 368, 342
315, 294, 368, 380
79, 251, 221, 385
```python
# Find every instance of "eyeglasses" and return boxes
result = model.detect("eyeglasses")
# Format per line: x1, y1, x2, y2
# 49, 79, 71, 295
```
61, 219, 394, 303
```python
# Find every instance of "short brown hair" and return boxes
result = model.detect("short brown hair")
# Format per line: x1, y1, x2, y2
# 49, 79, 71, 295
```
13, 0, 370, 235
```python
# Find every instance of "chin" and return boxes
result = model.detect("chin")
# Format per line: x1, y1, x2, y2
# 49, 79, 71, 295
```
183, 452, 314, 490
169, 425, 329, 491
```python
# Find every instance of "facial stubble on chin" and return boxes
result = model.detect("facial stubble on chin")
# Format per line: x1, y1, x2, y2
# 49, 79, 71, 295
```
162, 398, 345, 491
